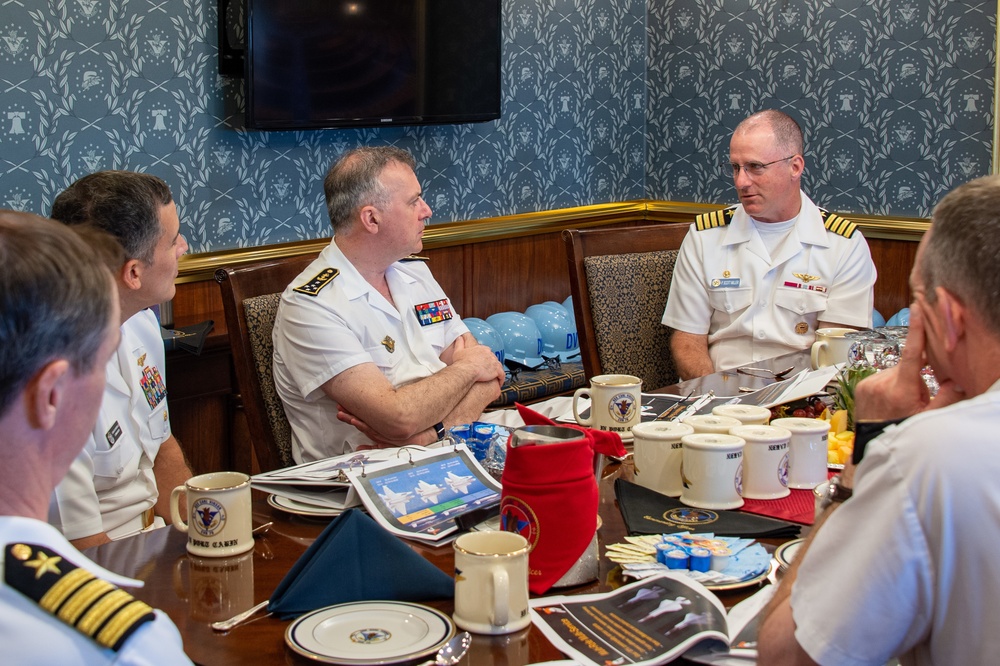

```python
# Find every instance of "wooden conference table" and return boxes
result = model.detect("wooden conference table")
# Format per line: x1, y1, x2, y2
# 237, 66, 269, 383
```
86, 352, 813, 665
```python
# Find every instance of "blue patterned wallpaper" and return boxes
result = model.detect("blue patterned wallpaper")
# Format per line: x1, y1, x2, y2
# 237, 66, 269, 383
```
647, 0, 996, 217
0, 0, 994, 253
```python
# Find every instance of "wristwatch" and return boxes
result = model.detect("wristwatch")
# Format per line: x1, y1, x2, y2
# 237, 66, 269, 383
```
815, 474, 853, 512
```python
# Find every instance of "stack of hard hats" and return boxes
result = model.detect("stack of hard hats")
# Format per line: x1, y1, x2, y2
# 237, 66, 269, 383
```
486, 312, 545, 368
524, 301, 579, 362
463, 317, 506, 365
464, 297, 580, 372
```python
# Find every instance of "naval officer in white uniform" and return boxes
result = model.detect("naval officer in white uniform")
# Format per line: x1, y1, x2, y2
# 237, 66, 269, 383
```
273, 147, 505, 462
662, 109, 876, 378
47, 171, 193, 550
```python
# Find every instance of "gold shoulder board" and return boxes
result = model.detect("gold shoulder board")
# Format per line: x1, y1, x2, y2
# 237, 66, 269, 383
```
695, 206, 736, 231
400, 255, 430, 262
820, 210, 857, 238
293, 267, 340, 296
5, 543, 155, 651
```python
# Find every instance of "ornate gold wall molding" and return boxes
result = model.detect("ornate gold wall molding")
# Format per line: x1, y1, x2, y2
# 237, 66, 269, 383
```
176, 200, 928, 283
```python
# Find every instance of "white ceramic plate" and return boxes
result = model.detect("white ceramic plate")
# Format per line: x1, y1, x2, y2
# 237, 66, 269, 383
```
267, 494, 342, 518
702, 565, 772, 591
774, 538, 805, 571
285, 601, 454, 665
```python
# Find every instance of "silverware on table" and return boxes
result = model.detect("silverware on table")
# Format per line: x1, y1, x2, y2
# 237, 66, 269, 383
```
416, 631, 472, 666
654, 391, 694, 420
737, 365, 794, 379
211, 600, 270, 632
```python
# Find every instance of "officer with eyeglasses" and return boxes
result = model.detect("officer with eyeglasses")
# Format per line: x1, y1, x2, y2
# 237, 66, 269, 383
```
661, 110, 877, 378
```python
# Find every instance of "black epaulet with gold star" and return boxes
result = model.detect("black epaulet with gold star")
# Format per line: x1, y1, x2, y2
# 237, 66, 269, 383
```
4, 543, 155, 651
400, 255, 429, 262
819, 209, 857, 238
694, 206, 737, 231
293, 267, 340, 296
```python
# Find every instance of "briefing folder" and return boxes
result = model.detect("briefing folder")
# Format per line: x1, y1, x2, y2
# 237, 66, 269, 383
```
251, 448, 412, 511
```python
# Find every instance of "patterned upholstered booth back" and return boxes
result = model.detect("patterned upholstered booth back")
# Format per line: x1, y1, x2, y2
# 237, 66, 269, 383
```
242, 293, 294, 468
583, 249, 679, 390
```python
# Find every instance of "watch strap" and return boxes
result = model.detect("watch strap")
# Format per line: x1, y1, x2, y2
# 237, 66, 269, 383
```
853, 417, 907, 464
433, 422, 447, 441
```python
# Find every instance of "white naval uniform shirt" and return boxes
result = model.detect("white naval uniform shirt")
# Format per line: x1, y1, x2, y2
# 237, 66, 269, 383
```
0, 516, 191, 665
661, 192, 876, 372
791, 381, 1000, 666
273, 237, 468, 462
49, 310, 171, 540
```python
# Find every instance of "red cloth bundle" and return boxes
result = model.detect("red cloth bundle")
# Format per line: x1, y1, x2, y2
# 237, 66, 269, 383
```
499, 404, 626, 593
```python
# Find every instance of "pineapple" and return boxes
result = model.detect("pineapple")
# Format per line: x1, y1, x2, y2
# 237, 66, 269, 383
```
832, 365, 877, 432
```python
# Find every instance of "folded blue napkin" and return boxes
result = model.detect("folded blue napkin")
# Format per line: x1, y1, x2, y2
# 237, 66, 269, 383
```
268, 508, 454, 619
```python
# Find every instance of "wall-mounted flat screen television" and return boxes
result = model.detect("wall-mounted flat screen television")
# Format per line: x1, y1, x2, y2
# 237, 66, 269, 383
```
244, 0, 501, 130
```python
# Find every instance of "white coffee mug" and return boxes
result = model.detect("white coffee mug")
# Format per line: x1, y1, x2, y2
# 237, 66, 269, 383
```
810, 327, 856, 369
631, 421, 694, 497
573, 374, 642, 440
771, 417, 831, 489
170, 471, 253, 558
684, 414, 743, 435
712, 404, 771, 426
453, 531, 531, 635
679, 433, 745, 510
732, 425, 791, 500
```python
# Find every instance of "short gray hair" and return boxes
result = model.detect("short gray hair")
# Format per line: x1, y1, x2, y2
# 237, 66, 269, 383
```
0, 211, 117, 417
921, 175, 1000, 332
324, 146, 417, 232
51, 170, 173, 264
738, 109, 804, 156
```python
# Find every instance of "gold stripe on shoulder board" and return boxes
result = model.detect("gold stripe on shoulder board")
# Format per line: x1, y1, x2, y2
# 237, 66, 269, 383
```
5, 543, 156, 651
695, 206, 735, 231
820, 211, 857, 238
400, 255, 429, 262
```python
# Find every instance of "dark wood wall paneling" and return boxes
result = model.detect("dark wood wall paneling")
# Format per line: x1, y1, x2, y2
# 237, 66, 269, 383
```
166, 221, 920, 475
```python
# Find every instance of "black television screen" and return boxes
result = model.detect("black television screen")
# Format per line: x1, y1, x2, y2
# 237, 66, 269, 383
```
245, 0, 501, 130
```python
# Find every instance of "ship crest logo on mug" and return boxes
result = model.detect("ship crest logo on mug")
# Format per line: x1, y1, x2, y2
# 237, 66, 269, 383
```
778, 453, 790, 487
609, 392, 637, 423
735, 463, 744, 495
192, 498, 227, 537
664, 507, 718, 526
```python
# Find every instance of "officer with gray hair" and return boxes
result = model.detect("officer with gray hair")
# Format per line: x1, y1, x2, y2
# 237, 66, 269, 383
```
759, 175, 1000, 665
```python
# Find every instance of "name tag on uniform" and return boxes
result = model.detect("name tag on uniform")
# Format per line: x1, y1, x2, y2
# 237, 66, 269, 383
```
414, 299, 453, 326
710, 277, 741, 288
106, 421, 123, 448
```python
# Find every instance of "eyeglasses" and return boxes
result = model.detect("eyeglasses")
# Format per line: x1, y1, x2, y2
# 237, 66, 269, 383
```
721, 155, 797, 178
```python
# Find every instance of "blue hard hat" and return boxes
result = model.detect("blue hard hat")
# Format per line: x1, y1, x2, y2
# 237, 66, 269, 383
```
463, 317, 505, 365
486, 311, 544, 367
872, 309, 886, 328
562, 295, 574, 322
525, 303, 580, 362
886, 308, 910, 327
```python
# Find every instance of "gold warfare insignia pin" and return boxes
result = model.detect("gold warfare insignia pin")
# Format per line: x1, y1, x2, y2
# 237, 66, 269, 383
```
136, 353, 147, 367
792, 273, 820, 283
11, 544, 31, 560
795, 322, 809, 334
723, 270, 731, 278
381, 336, 396, 353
